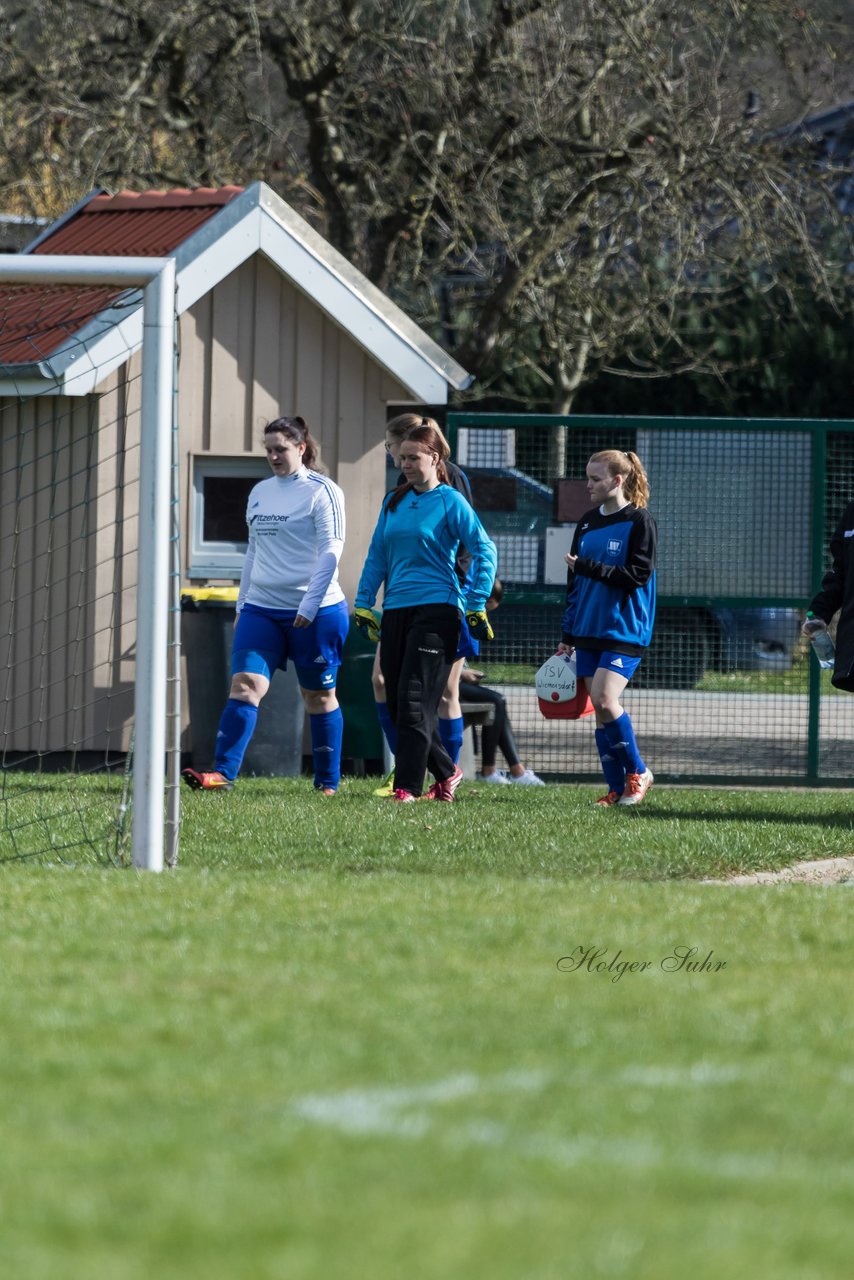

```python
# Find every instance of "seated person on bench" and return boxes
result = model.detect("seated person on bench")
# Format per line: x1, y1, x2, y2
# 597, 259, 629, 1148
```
461, 579, 545, 787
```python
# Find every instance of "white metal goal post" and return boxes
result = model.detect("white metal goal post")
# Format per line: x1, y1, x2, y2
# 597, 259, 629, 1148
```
0, 255, 177, 872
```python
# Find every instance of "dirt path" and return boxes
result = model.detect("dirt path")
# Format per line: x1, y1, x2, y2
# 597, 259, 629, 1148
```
707, 856, 854, 886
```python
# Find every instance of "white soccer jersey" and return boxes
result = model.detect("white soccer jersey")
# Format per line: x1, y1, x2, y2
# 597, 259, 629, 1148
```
236, 467, 346, 620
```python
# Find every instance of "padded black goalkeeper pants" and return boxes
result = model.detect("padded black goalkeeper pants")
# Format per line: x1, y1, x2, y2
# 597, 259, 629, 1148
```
380, 603, 461, 797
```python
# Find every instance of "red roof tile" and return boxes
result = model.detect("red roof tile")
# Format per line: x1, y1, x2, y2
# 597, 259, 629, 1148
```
0, 187, 245, 365
0, 285, 122, 365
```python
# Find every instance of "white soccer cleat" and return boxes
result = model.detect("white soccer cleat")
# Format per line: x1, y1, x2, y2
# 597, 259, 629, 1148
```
480, 769, 510, 784
511, 769, 545, 786
617, 768, 653, 806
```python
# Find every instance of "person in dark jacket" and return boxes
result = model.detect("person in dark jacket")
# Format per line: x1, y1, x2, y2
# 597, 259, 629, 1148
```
557, 449, 657, 807
462, 579, 545, 786
354, 423, 497, 802
803, 500, 854, 691
371, 412, 477, 791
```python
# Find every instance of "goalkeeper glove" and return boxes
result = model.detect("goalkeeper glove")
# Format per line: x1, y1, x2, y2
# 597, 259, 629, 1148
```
353, 606, 381, 644
466, 610, 494, 642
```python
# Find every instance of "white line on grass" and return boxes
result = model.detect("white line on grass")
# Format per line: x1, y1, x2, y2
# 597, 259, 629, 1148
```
292, 1069, 548, 1136
290, 1066, 854, 1189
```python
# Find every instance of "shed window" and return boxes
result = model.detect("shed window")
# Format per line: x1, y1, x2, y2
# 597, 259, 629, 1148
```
189, 457, 268, 578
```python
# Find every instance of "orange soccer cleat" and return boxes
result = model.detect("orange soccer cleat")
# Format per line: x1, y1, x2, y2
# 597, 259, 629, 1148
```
617, 769, 654, 807
181, 768, 234, 792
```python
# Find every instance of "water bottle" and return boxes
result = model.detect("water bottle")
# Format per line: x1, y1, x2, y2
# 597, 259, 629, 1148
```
805, 614, 835, 669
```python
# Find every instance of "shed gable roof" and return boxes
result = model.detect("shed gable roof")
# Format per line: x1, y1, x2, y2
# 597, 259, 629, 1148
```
0, 183, 470, 400
0, 188, 242, 367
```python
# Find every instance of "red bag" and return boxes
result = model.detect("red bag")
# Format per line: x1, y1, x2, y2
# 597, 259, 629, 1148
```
535, 651, 594, 720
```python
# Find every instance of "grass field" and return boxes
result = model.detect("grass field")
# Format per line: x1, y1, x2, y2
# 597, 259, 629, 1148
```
2, 778, 854, 1278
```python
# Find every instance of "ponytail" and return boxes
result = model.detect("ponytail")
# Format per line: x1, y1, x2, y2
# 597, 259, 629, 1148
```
589, 448, 650, 509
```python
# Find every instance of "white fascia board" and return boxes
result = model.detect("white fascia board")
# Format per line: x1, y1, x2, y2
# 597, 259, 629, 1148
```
52, 308, 144, 394
174, 211, 262, 313
258, 211, 450, 404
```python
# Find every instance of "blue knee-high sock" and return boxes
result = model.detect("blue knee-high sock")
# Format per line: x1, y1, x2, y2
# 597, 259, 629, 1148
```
595, 726, 626, 794
310, 708, 344, 790
376, 701, 397, 755
438, 715, 464, 766
603, 712, 645, 776
214, 698, 258, 781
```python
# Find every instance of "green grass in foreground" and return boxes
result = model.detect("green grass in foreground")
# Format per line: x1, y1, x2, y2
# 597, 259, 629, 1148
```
2, 781, 854, 1278
1, 869, 854, 1280
175, 778, 854, 881
3, 775, 854, 878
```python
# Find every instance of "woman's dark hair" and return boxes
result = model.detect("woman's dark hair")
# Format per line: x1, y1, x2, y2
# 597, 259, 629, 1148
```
387, 423, 451, 511
264, 415, 324, 472
488, 576, 504, 605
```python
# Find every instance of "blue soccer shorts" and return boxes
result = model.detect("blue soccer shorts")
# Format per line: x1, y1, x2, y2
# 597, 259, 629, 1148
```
232, 600, 349, 691
574, 647, 642, 682
454, 615, 480, 662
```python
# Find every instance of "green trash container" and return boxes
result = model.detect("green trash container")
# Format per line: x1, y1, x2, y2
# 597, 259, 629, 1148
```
337, 618, 385, 771
180, 588, 304, 778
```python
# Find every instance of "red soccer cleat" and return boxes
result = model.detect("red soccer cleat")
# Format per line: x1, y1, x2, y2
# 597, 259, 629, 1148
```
388, 788, 417, 803
181, 768, 234, 792
424, 764, 464, 802
594, 789, 622, 807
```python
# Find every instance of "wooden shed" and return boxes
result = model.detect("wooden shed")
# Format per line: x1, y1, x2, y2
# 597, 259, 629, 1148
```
0, 183, 470, 756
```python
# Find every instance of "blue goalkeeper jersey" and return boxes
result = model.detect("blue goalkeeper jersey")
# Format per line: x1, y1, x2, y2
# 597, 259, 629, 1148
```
561, 504, 657, 655
355, 484, 497, 614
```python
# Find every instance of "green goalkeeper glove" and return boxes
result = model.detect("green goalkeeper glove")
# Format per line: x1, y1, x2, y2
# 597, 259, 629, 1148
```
353, 606, 381, 644
466, 610, 494, 642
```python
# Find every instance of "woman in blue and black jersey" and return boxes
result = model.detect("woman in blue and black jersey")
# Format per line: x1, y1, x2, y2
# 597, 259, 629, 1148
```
557, 450, 656, 807
355, 423, 497, 803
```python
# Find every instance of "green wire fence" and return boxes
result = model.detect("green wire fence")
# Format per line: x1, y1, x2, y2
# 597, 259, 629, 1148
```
447, 413, 854, 786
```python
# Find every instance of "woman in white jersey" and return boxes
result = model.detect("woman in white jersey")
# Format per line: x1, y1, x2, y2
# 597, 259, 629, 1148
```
182, 416, 348, 794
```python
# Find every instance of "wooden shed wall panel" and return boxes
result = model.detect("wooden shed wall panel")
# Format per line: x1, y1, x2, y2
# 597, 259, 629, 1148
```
236, 262, 258, 453
0, 397, 29, 747
333, 347, 402, 604
275, 277, 298, 415
317, 315, 341, 474
0, 377, 142, 757
250, 257, 282, 438
208, 268, 245, 453
92, 365, 139, 751
294, 291, 326, 431
178, 300, 212, 453
334, 335, 367, 599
